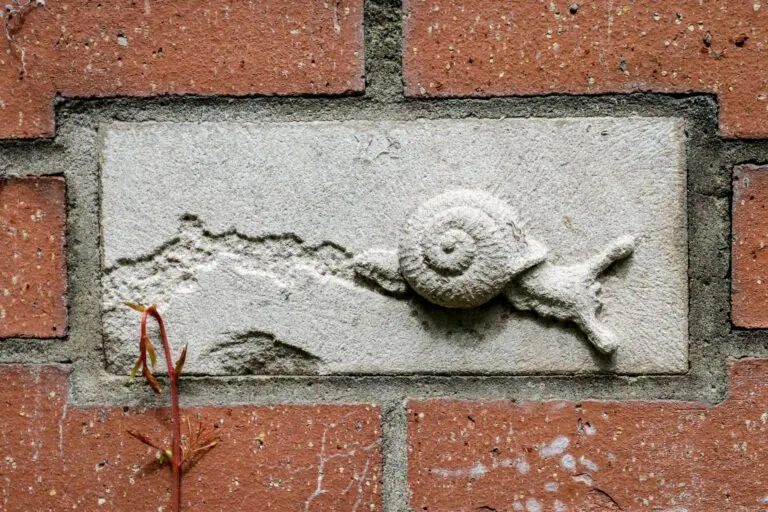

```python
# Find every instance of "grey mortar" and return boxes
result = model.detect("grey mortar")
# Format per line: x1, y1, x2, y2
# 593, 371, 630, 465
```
0, 0, 767, 510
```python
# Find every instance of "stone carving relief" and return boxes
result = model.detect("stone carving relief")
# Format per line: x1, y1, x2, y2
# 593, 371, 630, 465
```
354, 190, 636, 354
101, 119, 688, 375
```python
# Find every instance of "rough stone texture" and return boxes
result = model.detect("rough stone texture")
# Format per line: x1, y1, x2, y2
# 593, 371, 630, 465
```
505, 234, 636, 356
733, 164, 768, 328
0, 177, 67, 338
394, 189, 547, 308
0, 0, 364, 139
404, 1, 768, 138
0, 365, 382, 511
408, 358, 768, 512
100, 118, 687, 375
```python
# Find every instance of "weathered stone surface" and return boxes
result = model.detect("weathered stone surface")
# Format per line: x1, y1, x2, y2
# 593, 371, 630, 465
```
0, 365, 382, 511
0, 177, 67, 338
100, 118, 687, 375
732, 164, 768, 327
408, 359, 768, 511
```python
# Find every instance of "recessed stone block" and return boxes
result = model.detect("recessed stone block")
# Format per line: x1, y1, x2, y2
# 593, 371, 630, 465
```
100, 118, 687, 375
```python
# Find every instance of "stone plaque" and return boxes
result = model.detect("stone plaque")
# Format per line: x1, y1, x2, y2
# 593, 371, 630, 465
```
101, 118, 687, 375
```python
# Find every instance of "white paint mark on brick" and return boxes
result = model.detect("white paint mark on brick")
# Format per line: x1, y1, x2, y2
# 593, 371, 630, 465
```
561, 454, 576, 470
539, 436, 570, 458
430, 462, 488, 479
572, 474, 593, 486
579, 455, 599, 472
526, 497, 541, 512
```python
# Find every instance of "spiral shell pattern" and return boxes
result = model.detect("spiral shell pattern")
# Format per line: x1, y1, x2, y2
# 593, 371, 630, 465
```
398, 189, 537, 308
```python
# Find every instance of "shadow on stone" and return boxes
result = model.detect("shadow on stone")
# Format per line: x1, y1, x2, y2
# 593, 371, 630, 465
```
205, 330, 321, 376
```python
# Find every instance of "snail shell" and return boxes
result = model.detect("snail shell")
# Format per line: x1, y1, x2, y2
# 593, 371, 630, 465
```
398, 189, 546, 308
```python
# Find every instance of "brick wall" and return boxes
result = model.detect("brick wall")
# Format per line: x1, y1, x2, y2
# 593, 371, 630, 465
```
2, 2, 768, 511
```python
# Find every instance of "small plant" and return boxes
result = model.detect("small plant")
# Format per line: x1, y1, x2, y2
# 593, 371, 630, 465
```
125, 303, 219, 512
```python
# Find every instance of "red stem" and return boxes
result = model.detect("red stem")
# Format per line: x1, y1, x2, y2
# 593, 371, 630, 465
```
142, 306, 183, 512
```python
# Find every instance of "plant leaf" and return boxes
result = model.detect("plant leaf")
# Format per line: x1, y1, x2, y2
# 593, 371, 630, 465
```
142, 365, 162, 394
126, 430, 165, 451
174, 344, 188, 377
181, 418, 221, 467
128, 357, 142, 381
143, 336, 157, 368
124, 302, 146, 312
157, 449, 173, 466
193, 437, 219, 454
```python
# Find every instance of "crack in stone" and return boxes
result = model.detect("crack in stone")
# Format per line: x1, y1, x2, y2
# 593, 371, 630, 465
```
103, 215, 357, 309
105, 214, 354, 277
102, 215, 355, 374
585, 488, 624, 511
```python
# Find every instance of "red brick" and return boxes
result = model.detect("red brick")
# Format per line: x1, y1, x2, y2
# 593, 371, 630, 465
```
404, 1, 768, 138
733, 164, 768, 328
0, 365, 381, 511
0, 1, 364, 139
409, 359, 768, 511
0, 177, 67, 338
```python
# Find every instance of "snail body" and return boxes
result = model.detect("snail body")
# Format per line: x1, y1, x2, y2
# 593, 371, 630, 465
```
353, 188, 635, 355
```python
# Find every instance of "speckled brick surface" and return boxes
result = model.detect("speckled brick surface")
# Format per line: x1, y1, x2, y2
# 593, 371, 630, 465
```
409, 359, 768, 511
0, 177, 67, 338
404, 1, 768, 138
0, 0, 364, 139
0, 365, 381, 511
733, 164, 768, 328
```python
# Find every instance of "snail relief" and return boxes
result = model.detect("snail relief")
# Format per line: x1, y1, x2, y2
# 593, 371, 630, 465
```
353, 189, 636, 355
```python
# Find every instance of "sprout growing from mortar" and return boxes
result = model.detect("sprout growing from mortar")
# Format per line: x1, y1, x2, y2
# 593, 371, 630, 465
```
125, 303, 219, 512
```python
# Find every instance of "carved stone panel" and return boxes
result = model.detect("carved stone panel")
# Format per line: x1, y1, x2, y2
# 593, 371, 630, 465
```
100, 118, 687, 375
